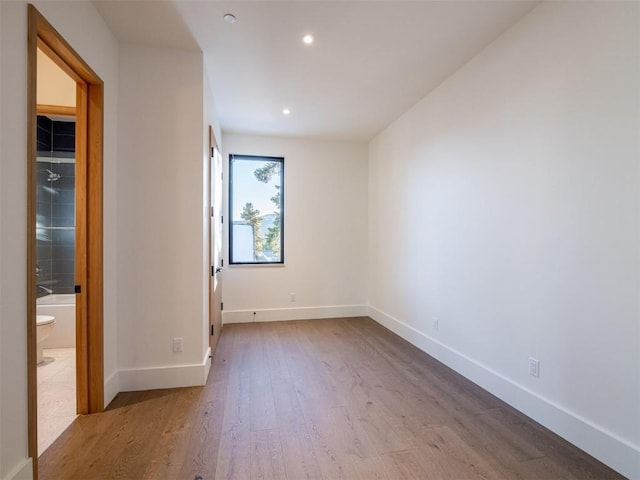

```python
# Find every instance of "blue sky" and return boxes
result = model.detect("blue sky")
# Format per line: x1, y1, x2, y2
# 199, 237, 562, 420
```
231, 158, 280, 220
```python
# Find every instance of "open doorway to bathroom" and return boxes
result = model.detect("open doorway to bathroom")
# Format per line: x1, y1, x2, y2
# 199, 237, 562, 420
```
35, 47, 78, 455
27, 5, 105, 476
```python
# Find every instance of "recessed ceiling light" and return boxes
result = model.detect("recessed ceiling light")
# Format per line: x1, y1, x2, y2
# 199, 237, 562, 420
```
302, 34, 314, 45
282, 108, 291, 115
223, 13, 237, 24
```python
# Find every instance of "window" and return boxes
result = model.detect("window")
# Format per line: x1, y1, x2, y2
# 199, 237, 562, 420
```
229, 154, 284, 264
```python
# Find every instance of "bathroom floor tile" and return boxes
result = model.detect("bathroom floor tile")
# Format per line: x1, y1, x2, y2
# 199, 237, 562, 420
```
38, 348, 78, 456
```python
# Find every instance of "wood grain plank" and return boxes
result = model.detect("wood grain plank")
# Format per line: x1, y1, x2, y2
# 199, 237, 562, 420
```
142, 387, 201, 479
250, 429, 286, 480
214, 327, 252, 480
411, 425, 495, 480
179, 326, 234, 480
39, 319, 625, 480
279, 431, 322, 480
381, 449, 432, 480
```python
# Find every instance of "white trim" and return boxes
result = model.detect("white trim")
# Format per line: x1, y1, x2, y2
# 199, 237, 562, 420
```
104, 369, 119, 407
118, 348, 212, 392
4, 458, 33, 480
368, 306, 640, 479
222, 305, 368, 324
203, 346, 212, 382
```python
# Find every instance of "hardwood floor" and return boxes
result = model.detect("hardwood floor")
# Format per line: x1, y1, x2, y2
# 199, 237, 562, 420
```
39, 317, 624, 479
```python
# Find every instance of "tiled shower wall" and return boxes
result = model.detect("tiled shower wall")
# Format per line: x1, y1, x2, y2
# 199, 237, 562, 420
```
36, 116, 76, 296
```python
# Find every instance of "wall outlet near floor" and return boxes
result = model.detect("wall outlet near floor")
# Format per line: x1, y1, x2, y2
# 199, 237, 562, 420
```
528, 357, 540, 377
290, 292, 296, 302
432, 317, 439, 331
173, 337, 183, 353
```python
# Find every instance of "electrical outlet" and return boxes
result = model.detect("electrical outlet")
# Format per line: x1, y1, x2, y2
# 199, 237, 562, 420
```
432, 317, 439, 331
528, 357, 540, 377
290, 292, 296, 302
173, 337, 183, 353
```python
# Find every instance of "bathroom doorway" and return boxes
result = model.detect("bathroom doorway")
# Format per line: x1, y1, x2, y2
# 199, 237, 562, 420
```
27, 5, 105, 475
35, 68, 78, 452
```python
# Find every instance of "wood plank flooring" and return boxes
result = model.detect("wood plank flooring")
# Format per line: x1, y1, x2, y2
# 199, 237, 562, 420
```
39, 317, 625, 479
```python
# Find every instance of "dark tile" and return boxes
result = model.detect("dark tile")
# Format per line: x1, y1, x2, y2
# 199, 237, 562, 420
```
41, 277, 54, 290
37, 116, 52, 130
50, 216, 75, 228
36, 267, 53, 289
56, 188, 75, 204
36, 184, 54, 203
36, 200, 51, 216
51, 229, 75, 246
53, 121, 75, 136
36, 196, 51, 207
37, 245, 53, 262
36, 228, 53, 243
52, 274, 75, 292
53, 134, 75, 152
52, 203, 75, 219
53, 175, 75, 189
37, 141, 50, 153
37, 124, 51, 137
52, 245, 75, 260
52, 259, 75, 275
37, 181, 51, 195
55, 285, 76, 295
49, 151, 75, 160
37, 276, 53, 290
37, 269, 52, 284
36, 234, 49, 244
52, 163, 75, 177
36, 213, 51, 228
37, 126, 52, 151
37, 124, 52, 136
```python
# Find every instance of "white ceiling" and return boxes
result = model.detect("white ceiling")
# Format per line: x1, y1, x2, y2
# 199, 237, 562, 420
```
94, 1, 539, 142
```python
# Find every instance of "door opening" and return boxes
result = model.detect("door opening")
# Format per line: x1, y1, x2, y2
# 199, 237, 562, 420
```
27, 4, 104, 476
209, 127, 223, 353
34, 53, 78, 451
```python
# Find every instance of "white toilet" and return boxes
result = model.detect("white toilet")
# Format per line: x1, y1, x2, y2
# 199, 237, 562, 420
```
36, 315, 55, 364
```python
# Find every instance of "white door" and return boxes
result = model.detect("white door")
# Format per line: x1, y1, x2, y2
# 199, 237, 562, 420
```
209, 127, 223, 351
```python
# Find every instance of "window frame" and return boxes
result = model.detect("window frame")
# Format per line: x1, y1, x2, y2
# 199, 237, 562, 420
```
228, 154, 285, 265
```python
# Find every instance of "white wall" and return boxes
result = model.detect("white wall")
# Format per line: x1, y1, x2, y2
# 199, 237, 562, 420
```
0, 1, 4, 478
1, 5, 31, 476
0, 2, 119, 478
32, 0, 121, 411
222, 133, 368, 323
117, 44, 211, 391
0, 2, 4, 474
368, 2, 639, 478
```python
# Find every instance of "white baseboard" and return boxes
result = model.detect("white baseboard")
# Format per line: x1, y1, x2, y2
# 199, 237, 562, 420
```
203, 346, 212, 381
222, 304, 368, 324
5, 458, 33, 480
368, 306, 639, 479
104, 369, 119, 407
118, 348, 212, 392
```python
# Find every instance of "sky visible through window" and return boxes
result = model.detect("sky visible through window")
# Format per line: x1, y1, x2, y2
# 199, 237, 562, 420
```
230, 155, 283, 264
231, 159, 279, 218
